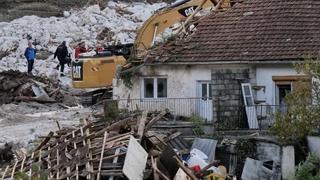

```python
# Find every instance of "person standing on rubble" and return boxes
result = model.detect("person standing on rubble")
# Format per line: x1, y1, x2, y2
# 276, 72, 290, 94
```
54, 41, 69, 77
24, 42, 37, 75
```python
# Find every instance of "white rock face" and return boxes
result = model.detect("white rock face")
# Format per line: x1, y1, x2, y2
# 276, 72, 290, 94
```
0, 2, 166, 86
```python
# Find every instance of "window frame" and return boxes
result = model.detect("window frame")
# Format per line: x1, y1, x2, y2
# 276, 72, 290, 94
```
272, 75, 311, 105
141, 77, 168, 99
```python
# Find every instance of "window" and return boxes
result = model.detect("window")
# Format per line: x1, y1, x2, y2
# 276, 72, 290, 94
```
272, 75, 311, 105
144, 78, 154, 98
142, 77, 167, 98
277, 84, 291, 106
157, 78, 167, 98
241, 83, 254, 106
200, 83, 212, 99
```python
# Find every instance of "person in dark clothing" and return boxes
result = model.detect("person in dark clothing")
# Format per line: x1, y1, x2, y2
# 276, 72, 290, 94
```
24, 42, 37, 74
54, 41, 68, 76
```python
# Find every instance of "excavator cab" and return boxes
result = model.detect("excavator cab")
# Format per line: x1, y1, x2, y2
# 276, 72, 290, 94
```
71, 44, 132, 88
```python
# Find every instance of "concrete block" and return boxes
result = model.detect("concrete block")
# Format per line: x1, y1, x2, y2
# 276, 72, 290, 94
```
256, 142, 281, 162
211, 74, 217, 80
231, 69, 239, 73
224, 74, 231, 79
307, 136, 320, 158
217, 80, 224, 84
230, 95, 240, 100
241, 158, 273, 180
216, 73, 224, 79
226, 69, 232, 74
225, 85, 233, 90
212, 90, 219, 96
211, 69, 218, 74
211, 85, 218, 90
238, 69, 245, 74
242, 69, 250, 74
281, 146, 295, 180
211, 79, 217, 84
229, 100, 239, 106
224, 111, 231, 116
217, 85, 225, 90
249, 73, 255, 79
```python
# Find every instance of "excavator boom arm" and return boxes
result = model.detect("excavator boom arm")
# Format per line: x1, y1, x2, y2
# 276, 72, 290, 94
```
134, 0, 230, 52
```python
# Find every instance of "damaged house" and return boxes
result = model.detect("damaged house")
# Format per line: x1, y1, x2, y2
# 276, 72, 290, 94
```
113, 0, 320, 129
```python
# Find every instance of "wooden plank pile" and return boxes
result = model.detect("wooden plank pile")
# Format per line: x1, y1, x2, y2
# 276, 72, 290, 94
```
0, 110, 170, 179
1, 110, 225, 180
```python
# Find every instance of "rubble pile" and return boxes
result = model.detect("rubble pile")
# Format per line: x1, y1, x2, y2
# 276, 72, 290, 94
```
0, 110, 228, 180
0, 2, 166, 78
0, 70, 63, 105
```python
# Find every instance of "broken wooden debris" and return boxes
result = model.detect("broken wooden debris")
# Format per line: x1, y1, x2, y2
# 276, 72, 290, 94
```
0, 111, 168, 179
0, 110, 227, 180
0, 70, 64, 105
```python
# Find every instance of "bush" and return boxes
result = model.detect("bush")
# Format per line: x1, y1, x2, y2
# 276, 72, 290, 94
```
270, 57, 320, 143
296, 154, 320, 180
15, 164, 48, 180
187, 114, 205, 136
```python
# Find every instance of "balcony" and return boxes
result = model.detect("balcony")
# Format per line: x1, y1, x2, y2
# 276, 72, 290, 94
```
107, 98, 287, 130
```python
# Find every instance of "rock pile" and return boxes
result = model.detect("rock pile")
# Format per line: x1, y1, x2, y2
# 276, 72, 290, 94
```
0, 2, 166, 78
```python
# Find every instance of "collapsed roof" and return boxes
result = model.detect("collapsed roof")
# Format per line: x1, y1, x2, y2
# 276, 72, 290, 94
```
146, 0, 320, 64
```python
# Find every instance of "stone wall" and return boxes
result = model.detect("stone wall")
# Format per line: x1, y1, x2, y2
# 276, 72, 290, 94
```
211, 68, 255, 129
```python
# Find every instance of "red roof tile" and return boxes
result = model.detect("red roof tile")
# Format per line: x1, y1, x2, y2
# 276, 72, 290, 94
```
147, 0, 320, 63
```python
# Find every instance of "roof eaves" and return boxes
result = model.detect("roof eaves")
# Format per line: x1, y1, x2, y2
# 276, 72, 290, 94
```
144, 58, 302, 66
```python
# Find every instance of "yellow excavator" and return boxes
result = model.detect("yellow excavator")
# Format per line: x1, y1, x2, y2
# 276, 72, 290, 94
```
72, 0, 232, 100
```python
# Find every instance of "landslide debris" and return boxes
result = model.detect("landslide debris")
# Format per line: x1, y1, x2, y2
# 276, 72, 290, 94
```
0, 70, 64, 105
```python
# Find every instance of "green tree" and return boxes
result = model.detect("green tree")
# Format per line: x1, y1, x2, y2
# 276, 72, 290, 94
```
270, 56, 320, 143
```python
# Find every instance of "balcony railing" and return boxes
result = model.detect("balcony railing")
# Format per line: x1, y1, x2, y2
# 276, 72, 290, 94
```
107, 98, 288, 130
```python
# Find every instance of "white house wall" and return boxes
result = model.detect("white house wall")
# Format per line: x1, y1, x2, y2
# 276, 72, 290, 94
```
114, 65, 211, 99
113, 65, 210, 116
113, 64, 251, 118
255, 64, 299, 105
113, 64, 253, 99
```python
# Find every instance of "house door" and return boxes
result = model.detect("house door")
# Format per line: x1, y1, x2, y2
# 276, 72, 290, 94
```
275, 84, 292, 106
241, 83, 259, 129
197, 82, 213, 122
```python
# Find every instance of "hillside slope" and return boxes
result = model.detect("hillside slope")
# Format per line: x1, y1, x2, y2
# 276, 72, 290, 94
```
0, 0, 172, 21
